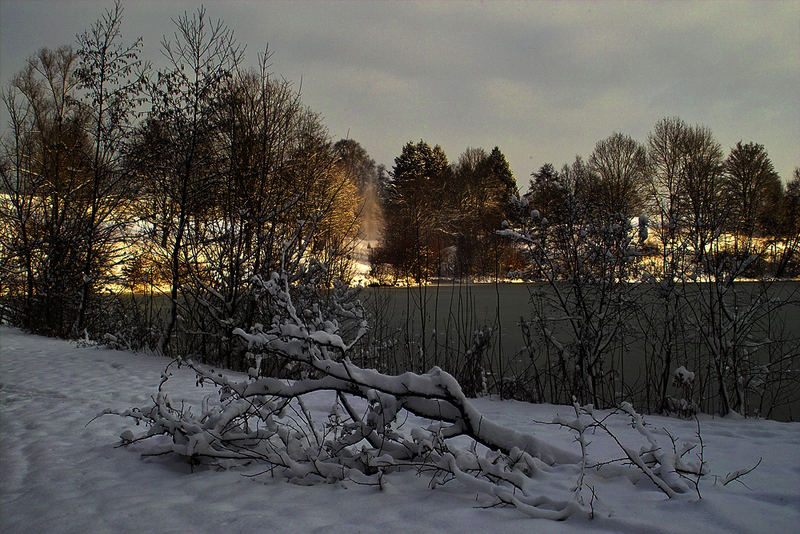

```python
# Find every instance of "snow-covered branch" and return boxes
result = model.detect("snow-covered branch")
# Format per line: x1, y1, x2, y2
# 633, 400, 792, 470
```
104, 262, 712, 519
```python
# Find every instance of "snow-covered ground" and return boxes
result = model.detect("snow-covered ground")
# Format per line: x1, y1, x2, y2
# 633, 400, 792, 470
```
1, 326, 798, 534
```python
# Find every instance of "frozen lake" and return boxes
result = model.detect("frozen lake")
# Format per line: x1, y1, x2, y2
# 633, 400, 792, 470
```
359, 281, 800, 420
112, 280, 800, 420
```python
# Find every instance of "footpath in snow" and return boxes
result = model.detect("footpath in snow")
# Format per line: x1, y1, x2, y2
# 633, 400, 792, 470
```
1, 326, 799, 534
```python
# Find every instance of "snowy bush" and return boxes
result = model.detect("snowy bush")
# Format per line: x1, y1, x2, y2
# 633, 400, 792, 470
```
500, 205, 644, 409
665, 366, 698, 418
103, 263, 708, 519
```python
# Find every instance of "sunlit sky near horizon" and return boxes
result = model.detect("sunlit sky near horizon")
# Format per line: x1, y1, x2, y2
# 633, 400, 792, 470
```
1, 0, 798, 188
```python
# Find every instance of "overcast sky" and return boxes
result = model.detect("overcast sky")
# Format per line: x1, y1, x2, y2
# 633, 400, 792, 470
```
1, 0, 798, 188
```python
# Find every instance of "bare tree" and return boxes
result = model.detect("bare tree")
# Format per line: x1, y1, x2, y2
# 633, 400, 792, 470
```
640, 117, 695, 413
0, 84, 37, 321
136, 7, 242, 354
334, 138, 382, 242
588, 132, 649, 219
678, 125, 727, 266
646, 117, 691, 276
674, 130, 794, 416
0, 47, 91, 336
73, 0, 147, 335
154, 46, 363, 367
502, 161, 647, 408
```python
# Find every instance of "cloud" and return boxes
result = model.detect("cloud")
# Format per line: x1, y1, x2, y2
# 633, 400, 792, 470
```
1, 0, 797, 185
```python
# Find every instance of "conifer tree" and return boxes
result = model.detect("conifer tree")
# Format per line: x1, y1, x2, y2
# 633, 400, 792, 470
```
381, 140, 450, 281
724, 141, 782, 248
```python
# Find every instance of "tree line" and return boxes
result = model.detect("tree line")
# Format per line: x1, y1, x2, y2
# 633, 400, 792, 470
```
0, 4, 364, 363
525, 122, 798, 280
370, 142, 521, 282
368, 123, 798, 284
497, 120, 799, 418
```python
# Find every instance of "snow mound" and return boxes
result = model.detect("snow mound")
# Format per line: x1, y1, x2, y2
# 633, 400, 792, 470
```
1, 326, 799, 533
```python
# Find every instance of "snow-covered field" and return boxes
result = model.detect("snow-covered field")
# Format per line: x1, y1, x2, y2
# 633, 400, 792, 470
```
1, 326, 798, 534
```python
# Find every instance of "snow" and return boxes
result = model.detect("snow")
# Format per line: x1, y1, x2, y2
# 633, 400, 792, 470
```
2, 326, 799, 533
674, 365, 696, 385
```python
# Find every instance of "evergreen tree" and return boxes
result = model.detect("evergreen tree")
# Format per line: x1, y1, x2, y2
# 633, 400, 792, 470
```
527, 163, 568, 223
380, 140, 450, 281
447, 146, 519, 277
487, 147, 518, 203
723, 141, 782, 246
773, 168, 799, 277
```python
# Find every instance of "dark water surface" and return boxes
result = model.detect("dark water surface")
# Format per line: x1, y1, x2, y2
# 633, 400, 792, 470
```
360, 281, 800, 421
